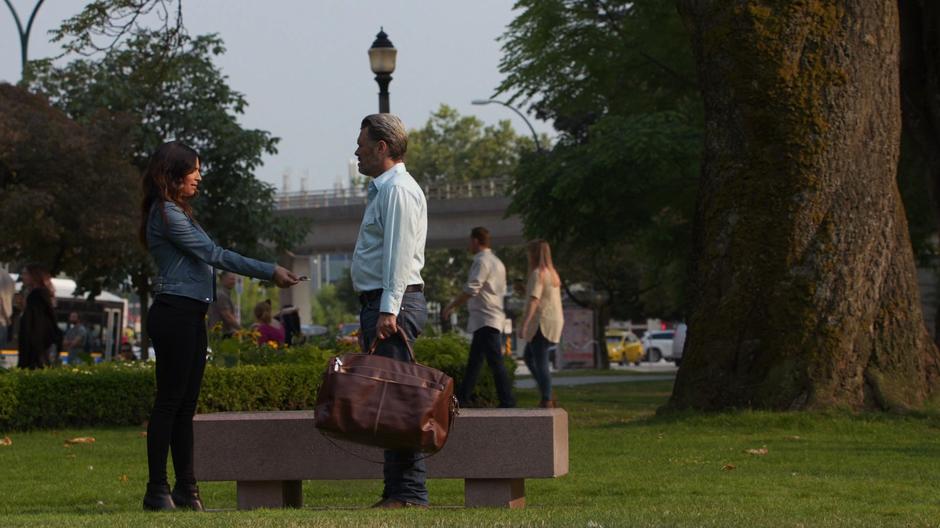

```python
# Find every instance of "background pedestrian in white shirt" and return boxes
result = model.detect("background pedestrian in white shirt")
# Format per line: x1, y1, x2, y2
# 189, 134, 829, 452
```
442, 227, 515, 407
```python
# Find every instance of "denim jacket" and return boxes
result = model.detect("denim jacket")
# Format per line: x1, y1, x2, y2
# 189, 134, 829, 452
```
147, 201, 275, 303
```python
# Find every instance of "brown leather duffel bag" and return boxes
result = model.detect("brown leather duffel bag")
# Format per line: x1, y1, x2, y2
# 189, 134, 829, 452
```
314, 330, 458, 453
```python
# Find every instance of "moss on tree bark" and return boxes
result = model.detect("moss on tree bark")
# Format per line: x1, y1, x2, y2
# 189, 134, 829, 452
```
670, 0, 940, 411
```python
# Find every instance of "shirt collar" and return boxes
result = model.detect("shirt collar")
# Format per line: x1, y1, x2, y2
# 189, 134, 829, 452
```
368, 162, 405, 199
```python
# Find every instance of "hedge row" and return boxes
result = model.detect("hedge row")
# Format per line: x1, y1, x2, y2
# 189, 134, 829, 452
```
0, 363, 324, 431
0, 334, 515, 431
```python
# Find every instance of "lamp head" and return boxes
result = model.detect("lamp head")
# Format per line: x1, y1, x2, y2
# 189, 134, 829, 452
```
368, 27, 397, 75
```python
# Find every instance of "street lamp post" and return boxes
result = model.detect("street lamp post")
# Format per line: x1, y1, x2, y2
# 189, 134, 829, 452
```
472, 98, 542, 152
368, 28, 397, 113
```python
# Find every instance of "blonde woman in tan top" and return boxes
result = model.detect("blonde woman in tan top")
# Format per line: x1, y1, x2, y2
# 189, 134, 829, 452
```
520, 239, 564, 408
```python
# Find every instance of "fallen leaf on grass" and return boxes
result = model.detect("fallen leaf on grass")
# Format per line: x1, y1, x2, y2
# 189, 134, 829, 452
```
0, 436, 11, 446
786, 435, 801, 441
722, 464, 736, 471
745, 447, 768, 456
118, 474, 129, 483
65, 437, 96, 445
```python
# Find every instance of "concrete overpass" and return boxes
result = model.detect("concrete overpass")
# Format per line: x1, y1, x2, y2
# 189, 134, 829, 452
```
274, 178, 524, 323
274, 178, 524, 253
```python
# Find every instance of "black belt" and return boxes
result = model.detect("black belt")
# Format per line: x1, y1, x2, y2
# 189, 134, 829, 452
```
359, 284, 423, 305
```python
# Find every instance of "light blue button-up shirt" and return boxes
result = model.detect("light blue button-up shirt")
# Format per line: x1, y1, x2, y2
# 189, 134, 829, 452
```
351, 163, 427, 315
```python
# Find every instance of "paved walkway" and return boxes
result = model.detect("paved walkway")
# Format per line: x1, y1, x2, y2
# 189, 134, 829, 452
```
511, 359, 677, 389
515, 374, 675, 389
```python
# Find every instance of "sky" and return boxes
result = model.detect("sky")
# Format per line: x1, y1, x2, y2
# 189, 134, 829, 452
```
1, 0, 555, 192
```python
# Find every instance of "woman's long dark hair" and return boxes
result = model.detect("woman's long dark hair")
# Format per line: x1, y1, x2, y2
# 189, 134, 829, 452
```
22, 264, 54, 306
139, 141, 200, 248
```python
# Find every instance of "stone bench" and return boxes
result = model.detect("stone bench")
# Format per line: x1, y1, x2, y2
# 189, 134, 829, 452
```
193, 408, 568, 509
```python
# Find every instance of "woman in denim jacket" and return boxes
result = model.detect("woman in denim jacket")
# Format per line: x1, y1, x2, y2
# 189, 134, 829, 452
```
139, 141, 299, 511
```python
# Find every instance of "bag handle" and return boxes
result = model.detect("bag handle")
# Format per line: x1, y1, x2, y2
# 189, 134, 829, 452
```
317, 420, 452, 466
366, 326, 416, 363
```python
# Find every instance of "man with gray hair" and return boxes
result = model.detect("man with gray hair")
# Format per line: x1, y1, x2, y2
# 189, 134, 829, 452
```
351, 113, 430, 509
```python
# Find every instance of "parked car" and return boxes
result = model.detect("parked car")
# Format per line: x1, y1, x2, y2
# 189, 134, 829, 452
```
640, 331, 674, 363
301, 324, 328, 338
605, 329, 644, 365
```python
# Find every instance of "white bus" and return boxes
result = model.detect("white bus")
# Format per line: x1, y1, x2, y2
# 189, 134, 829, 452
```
1, 276, 128, 367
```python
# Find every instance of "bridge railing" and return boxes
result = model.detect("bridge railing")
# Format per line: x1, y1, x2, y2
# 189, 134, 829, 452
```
275, 177, 512, 210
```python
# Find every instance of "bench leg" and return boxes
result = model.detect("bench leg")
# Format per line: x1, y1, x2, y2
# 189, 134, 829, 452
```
236, 480, 303, 509
464, 478, 525, 508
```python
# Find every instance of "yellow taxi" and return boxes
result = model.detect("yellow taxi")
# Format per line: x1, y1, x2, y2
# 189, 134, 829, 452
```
605, 329, 644, 365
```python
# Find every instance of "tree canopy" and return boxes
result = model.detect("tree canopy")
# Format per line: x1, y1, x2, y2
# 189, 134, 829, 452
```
497, 0, 701, 319
28, 31, 304, 259
0, 84, 139, 296
406, 104, 537, 186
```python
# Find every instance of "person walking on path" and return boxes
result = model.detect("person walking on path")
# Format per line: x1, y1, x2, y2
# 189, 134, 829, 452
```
207, 271, 240, 337
519, 240, 565, 408
62, 311, 89, 365
140, 141, 299, 512
351, 114, 430, 509
16, 265, 61, 369
442, 227, 515, 408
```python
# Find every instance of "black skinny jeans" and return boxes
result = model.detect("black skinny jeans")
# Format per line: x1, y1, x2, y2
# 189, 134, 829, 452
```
146, 294, 209, 487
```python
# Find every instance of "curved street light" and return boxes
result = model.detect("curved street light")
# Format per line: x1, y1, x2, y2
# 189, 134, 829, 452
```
472, 98, 542, 152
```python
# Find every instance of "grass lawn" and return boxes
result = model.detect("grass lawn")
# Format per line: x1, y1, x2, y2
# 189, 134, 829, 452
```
543, 368, 675, 378
1, 378, 939, 527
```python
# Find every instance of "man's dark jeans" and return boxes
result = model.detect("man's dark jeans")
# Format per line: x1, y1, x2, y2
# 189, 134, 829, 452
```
458, 326, 515, 407
359, 291, 429, 506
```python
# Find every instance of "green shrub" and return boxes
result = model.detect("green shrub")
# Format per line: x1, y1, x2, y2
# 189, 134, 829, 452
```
0, 333, 515, 431
209, 329, 516, 406
0, 362, 324, 432
0, 371, 19, 425
199, 364, 322, 413
0, 363, 154, 431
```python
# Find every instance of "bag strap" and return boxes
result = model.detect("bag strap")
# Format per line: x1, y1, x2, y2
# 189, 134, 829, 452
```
366, 326, 416, 363
317, 430, 445, 466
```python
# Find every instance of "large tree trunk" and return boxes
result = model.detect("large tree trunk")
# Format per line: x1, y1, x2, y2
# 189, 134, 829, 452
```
670, 0, 940, 411
898, 0, 940, 343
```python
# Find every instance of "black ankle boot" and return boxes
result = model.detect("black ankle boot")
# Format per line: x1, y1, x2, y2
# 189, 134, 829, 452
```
171, 482, 205, 511
142, 483, 175, 511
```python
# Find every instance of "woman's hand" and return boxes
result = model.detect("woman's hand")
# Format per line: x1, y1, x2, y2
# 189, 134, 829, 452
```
272, 265, 300, 288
